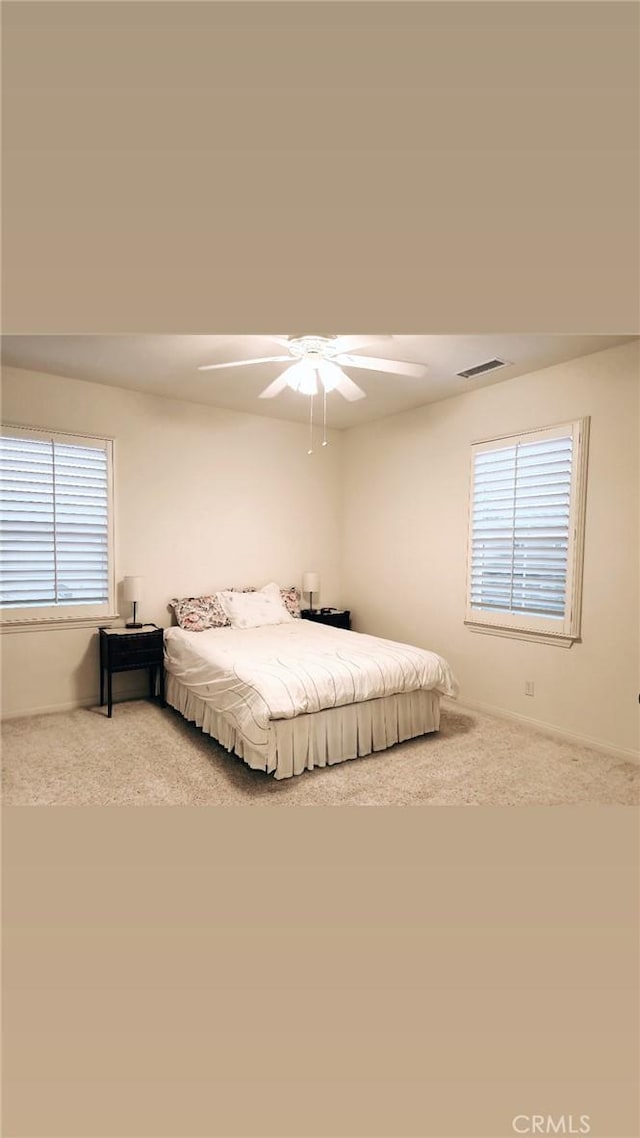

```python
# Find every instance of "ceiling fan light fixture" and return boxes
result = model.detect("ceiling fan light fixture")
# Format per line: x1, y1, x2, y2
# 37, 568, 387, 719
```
298, 366, 319, 396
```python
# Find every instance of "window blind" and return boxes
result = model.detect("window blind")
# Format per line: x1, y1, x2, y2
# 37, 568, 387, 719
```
470, 434, 573, 621
0, 434, 110, 608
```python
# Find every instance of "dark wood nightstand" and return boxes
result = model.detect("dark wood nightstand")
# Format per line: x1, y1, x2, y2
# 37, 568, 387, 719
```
99, 626, 164, 717
301, 609, 351, 630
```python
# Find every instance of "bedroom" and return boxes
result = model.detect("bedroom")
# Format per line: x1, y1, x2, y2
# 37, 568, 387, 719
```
1, 333, 638, 805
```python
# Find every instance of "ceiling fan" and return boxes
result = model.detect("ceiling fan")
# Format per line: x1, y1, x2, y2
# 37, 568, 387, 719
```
197, 334, 427, 402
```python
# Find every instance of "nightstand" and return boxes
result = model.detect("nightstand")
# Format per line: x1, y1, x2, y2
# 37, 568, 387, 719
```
301, 609, 351, 630
99, 626, 164, 718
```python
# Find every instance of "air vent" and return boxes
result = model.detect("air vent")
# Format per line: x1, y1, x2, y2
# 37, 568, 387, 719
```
457, 358, 510, 379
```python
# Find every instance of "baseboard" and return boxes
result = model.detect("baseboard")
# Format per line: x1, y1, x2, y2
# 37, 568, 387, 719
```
1, 689, 148, 720
442, 696, 640, 764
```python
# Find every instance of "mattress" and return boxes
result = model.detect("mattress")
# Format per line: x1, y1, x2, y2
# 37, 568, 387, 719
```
163, 621, 457, 778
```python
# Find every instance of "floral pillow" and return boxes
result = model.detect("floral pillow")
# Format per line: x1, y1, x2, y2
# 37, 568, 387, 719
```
169, 593, 230, 632
280, 585, 301, 619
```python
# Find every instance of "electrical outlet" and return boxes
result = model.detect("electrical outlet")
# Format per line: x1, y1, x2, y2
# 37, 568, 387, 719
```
525, 681, 535, 697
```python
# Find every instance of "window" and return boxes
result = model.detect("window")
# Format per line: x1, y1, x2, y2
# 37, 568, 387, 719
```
0, 425, 115, 628
465, 418, 589, 646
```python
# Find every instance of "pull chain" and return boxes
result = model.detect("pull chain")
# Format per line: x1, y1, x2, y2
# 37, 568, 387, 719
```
308, 394, 314, 454
322, 386, 328, 447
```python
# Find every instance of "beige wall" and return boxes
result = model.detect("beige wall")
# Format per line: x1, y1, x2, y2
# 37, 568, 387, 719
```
0, 367, 344, 715
342, 341, 640, 757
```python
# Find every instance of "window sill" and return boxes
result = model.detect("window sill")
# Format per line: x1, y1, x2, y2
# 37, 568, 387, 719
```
0, 614, 120, 634
465, 621, 579, 648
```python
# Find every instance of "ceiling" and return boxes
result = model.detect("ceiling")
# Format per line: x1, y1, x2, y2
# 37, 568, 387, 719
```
1, 334, 636, 430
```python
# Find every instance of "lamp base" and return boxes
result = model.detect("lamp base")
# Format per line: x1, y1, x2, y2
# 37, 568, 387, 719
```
126, 600, 142, 629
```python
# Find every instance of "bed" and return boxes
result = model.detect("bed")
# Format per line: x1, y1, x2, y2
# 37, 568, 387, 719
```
163, 617, 457, 780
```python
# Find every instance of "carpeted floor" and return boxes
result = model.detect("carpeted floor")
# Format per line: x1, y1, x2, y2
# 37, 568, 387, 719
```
2, 698, 638, 806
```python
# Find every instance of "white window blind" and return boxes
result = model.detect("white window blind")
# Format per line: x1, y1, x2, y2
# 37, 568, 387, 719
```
466, 419, 589, 645
0, 426, 115, 625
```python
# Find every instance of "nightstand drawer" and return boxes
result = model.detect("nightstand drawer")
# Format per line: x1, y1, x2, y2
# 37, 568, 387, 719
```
107, 631, 162, 664
108, 641, 161, 667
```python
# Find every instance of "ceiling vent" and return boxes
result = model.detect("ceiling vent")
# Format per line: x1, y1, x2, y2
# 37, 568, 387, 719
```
457, 358, 510, 379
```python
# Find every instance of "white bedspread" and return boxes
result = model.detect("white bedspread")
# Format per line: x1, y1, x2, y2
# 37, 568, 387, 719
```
164, 621, 457, 751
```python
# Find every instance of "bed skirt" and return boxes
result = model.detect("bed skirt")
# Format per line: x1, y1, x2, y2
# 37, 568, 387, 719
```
165, 673, 440, 779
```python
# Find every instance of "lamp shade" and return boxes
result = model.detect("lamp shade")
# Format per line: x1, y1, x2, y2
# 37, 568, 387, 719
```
302, 571, 320, 595
123, 576, 143, 604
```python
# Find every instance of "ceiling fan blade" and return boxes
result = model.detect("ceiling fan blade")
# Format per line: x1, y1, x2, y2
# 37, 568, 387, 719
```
258, 372, 292, 399
335, 353, 426, 378
198, 355, 291, 372
331, 366, 366, 402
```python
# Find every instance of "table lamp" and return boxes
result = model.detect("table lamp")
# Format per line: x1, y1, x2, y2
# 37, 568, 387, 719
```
123, 576, 143, 628
302, 571, 320, 612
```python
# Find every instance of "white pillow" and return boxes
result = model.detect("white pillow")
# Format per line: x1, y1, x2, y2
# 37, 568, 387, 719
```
217, 582, 294, 629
